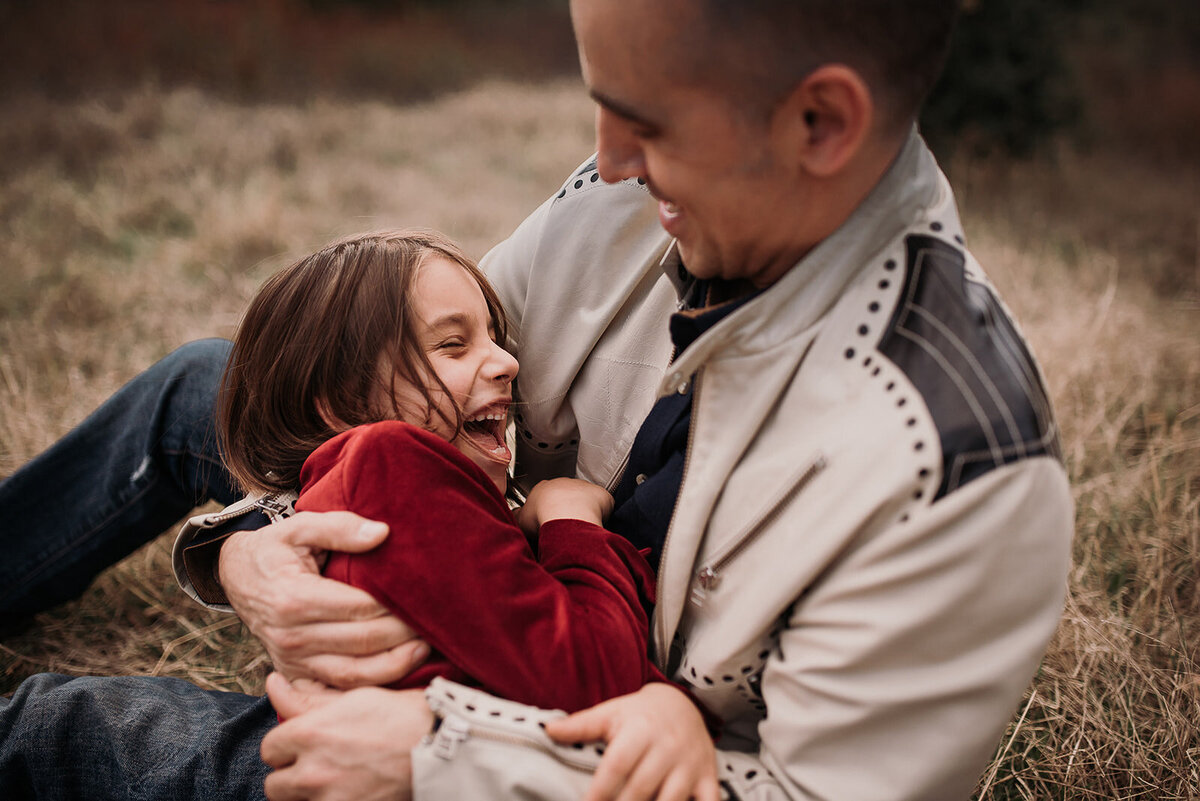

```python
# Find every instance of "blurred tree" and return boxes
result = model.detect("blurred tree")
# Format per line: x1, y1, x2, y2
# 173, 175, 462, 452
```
921, 0, 1087, 159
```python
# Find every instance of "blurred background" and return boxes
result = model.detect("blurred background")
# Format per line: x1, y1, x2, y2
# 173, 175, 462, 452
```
2, 0, 1197, 158
0, 1, 1197, 798
2, 0, 1197, 295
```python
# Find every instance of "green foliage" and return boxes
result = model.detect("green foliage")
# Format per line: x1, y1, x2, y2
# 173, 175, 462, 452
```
921, 0, 1085, 158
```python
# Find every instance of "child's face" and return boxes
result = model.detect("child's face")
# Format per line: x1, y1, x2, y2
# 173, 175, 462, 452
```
397, 256, 518, 491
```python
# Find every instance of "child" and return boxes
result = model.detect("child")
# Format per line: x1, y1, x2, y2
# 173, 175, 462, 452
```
217, 230, 661, 712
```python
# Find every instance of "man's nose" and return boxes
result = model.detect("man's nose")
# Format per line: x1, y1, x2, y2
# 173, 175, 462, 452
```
595, 107, 646, 183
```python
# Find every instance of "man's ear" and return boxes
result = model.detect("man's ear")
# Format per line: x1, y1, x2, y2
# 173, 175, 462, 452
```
777, 65, 874, 178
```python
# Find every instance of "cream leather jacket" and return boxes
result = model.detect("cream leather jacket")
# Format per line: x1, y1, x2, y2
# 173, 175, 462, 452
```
411, 131, 1073, 801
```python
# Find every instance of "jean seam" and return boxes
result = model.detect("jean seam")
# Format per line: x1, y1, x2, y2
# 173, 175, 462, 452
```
0, 477, 160, 603
3, 447, 228, 602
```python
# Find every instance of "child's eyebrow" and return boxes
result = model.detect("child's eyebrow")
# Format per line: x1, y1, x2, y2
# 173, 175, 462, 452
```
424, 311, 484, 335
424, 312, 473, 336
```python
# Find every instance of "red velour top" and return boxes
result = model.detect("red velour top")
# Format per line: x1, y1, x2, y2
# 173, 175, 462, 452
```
302, 421, 661, 713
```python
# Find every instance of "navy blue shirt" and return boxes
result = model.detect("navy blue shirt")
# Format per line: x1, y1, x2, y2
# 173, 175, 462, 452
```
606, 279, 760, 570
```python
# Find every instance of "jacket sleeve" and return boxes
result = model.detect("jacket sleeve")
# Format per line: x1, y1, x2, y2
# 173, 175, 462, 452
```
309, 422, 658, 714
172, 492, 297, 611
410, 458, 1071, 801
710, 459, 1071, 801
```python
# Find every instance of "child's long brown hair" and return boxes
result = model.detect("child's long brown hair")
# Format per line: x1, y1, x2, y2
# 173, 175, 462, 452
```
218, 230, 508, 495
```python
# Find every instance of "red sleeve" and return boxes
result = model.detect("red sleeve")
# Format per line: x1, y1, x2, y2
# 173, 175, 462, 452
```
300, 421, 657, 712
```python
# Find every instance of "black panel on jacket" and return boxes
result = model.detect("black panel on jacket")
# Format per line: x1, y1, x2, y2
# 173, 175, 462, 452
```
879, 235, 1062, 500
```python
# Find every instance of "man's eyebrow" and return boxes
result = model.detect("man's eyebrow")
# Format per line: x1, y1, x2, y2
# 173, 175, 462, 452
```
589, 89, 660, 131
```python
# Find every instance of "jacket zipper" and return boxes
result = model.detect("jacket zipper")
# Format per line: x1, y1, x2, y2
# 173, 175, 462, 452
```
254, 492, 297, 520
604, 449, 632, 494
690, 454, 828, 606
195, 491, 296, 526
653, 368, 702, 666
197, 500, 260, 526
604, 342, 680, 495
428, 713, 598, 772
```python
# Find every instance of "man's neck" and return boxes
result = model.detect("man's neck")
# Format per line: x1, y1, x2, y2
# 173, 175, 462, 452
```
756, 129, 909, 288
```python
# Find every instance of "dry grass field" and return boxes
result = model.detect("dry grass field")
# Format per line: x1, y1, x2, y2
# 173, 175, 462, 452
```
0, 75, 1197, 801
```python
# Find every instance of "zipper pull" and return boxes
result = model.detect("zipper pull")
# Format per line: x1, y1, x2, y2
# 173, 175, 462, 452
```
433, 714, 471, 760
254, 493, 295, 520
690, 566, 720, 609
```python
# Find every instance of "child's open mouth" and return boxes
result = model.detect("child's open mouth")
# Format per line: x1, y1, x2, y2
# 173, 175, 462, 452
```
463, 406, 510, 457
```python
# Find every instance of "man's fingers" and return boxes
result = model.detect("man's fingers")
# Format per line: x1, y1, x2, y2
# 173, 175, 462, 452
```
302, 640, 430, 689
266, 573, 397, 627
266, 671, 326, 721
261, 730, 326, 801
260, 730, 294, 772
289, 677, 345, 699
544, 704, 611, 744
263, 769, 309, 801
252, 578, 426, 687
278, 510, 390, 553
275, 614, 419, 658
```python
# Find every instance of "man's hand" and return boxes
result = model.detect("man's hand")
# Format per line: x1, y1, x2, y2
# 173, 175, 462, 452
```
220, 510, 428, 687
545, 683, 719, 801
261, 672, 433, 801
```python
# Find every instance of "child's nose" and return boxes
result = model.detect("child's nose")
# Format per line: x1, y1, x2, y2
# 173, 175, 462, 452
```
489, 342, 519, 381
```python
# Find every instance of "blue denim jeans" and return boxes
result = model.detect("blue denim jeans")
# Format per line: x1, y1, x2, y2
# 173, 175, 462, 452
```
0, 338, 239, 622
0, 340, 275, 798
0, 673, 273, 800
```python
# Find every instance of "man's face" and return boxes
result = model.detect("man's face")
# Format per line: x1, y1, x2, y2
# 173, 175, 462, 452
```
571, 0, 811, 287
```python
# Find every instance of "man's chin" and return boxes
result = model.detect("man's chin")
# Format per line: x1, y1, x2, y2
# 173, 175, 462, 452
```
675, 241, 720, 282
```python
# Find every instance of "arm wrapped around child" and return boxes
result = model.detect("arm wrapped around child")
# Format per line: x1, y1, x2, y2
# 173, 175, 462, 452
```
310, 420, 664, 712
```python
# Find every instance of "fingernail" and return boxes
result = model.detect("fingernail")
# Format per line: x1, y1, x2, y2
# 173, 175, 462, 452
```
357, 521, 388, 540
412, 641, 430, 663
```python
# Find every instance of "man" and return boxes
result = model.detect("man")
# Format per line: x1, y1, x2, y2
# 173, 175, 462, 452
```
0, 1, 1072, 799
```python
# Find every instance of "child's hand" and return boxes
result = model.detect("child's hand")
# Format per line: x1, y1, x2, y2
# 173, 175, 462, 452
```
515, 478, 615, 535
544, 683, 719, 801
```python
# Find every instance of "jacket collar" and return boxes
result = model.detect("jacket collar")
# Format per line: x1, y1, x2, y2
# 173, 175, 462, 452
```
650, 129, 950, 661
658, 128, 944, 392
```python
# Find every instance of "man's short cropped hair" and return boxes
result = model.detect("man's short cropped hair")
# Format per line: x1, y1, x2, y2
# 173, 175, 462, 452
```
691, 0, 959, 132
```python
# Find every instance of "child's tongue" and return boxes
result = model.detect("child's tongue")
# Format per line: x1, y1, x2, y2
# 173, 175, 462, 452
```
465, 419, 502, 450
